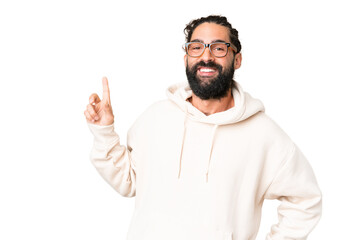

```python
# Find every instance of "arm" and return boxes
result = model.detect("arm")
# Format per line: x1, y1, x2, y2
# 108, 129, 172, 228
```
264, 144, 322, 239
84, 77, 136, 197
88, 123, 136, 197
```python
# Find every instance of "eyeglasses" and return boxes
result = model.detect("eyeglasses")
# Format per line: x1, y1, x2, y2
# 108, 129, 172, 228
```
185, 42, 238, 58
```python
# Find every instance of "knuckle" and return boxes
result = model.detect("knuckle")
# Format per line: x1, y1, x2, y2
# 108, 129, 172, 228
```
86, 109, 93, 117
89, 94, 96, 102
89, 111, 95, 118
87, 104, 94, 112
84, 112, 91, 120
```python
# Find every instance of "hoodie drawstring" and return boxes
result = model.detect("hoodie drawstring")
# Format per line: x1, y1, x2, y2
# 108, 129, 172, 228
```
177, 113, 188, 179
206, 124, 218, 182
177, 110, 219, 183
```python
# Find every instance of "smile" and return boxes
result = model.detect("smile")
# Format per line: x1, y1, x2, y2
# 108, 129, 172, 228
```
198, 67, 216, 73
199, 68, 216, 72
197, 67, 218, 77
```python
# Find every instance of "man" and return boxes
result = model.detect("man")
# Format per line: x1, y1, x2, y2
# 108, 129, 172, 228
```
84, 15, 322, 240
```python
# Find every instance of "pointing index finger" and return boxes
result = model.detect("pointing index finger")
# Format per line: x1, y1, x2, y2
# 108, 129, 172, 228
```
102, 76, 111, 103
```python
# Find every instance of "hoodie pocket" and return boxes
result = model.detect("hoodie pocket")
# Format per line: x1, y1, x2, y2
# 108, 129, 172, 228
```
127, 209, 233, 240
144, 224, 233, 240
146, 211, 232, 240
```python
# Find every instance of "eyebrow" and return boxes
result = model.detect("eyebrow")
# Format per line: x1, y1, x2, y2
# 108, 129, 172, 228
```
190, 39, 227, 43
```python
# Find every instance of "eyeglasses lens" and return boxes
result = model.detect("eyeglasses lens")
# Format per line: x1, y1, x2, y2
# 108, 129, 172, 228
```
187, 43, 228, 57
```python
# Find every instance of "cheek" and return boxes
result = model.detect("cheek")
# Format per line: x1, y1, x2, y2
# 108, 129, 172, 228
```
186, 59, 198, 70
218, 59, 232, 70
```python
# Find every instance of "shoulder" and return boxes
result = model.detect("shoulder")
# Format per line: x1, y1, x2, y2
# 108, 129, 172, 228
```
238, 111, 295, 150
145, 99, 178, 112
127, 99, 179, 135
135, 99, 178, 120
251, 112, 287, 132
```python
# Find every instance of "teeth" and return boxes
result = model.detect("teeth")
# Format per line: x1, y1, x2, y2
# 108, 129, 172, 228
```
199, 68, 215, 72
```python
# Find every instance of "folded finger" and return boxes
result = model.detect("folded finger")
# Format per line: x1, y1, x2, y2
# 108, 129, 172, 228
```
84, 110, 95, 123
86, 104, 99, 120
89, 93, 101, 105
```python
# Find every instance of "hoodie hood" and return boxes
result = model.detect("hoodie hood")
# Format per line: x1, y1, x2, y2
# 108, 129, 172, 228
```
166, 81, 265, 125
166, 81, 265, 182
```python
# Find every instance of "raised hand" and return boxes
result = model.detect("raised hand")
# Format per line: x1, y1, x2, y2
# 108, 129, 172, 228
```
84, 77, 114, 126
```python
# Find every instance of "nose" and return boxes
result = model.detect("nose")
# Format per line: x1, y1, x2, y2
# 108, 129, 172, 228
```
201, 46, 215, 62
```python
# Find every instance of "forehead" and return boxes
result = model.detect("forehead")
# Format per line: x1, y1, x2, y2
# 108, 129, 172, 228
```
190, 22, 231, 43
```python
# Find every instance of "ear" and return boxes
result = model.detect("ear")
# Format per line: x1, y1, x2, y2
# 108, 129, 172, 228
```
184, 54, 188, 68
234, 53, 242, 69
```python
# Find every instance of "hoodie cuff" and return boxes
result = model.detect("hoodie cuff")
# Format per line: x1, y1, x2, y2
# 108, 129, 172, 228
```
87, 122, 119, 147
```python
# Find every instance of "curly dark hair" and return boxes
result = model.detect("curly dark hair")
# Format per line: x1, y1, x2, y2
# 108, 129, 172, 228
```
184, 15, 242, 54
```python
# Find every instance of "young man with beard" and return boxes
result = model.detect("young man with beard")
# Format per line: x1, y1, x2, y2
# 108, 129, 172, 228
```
84, 15, 322, 240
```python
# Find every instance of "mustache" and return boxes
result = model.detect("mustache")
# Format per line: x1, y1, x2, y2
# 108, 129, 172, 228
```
190, 61, 223, 71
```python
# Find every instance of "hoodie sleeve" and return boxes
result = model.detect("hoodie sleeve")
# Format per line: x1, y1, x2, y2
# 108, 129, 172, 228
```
87, 123, 136, 198
264, 143, 322, 240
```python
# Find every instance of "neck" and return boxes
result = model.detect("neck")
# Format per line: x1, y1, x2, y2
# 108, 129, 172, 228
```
188, 88, 234, 116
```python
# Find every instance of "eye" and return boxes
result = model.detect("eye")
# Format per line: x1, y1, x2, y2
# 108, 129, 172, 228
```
212, 43, 226, 52
188, 43, 203, 52
191, 46, 201, 50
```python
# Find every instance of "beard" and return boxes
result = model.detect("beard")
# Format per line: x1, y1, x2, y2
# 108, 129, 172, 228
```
185, 59, 235, 100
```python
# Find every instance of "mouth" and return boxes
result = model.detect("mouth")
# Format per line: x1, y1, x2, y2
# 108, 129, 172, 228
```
197, 67, 218, 77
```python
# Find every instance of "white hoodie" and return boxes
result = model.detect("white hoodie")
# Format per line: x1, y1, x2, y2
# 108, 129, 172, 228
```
87, 81, 322, 240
